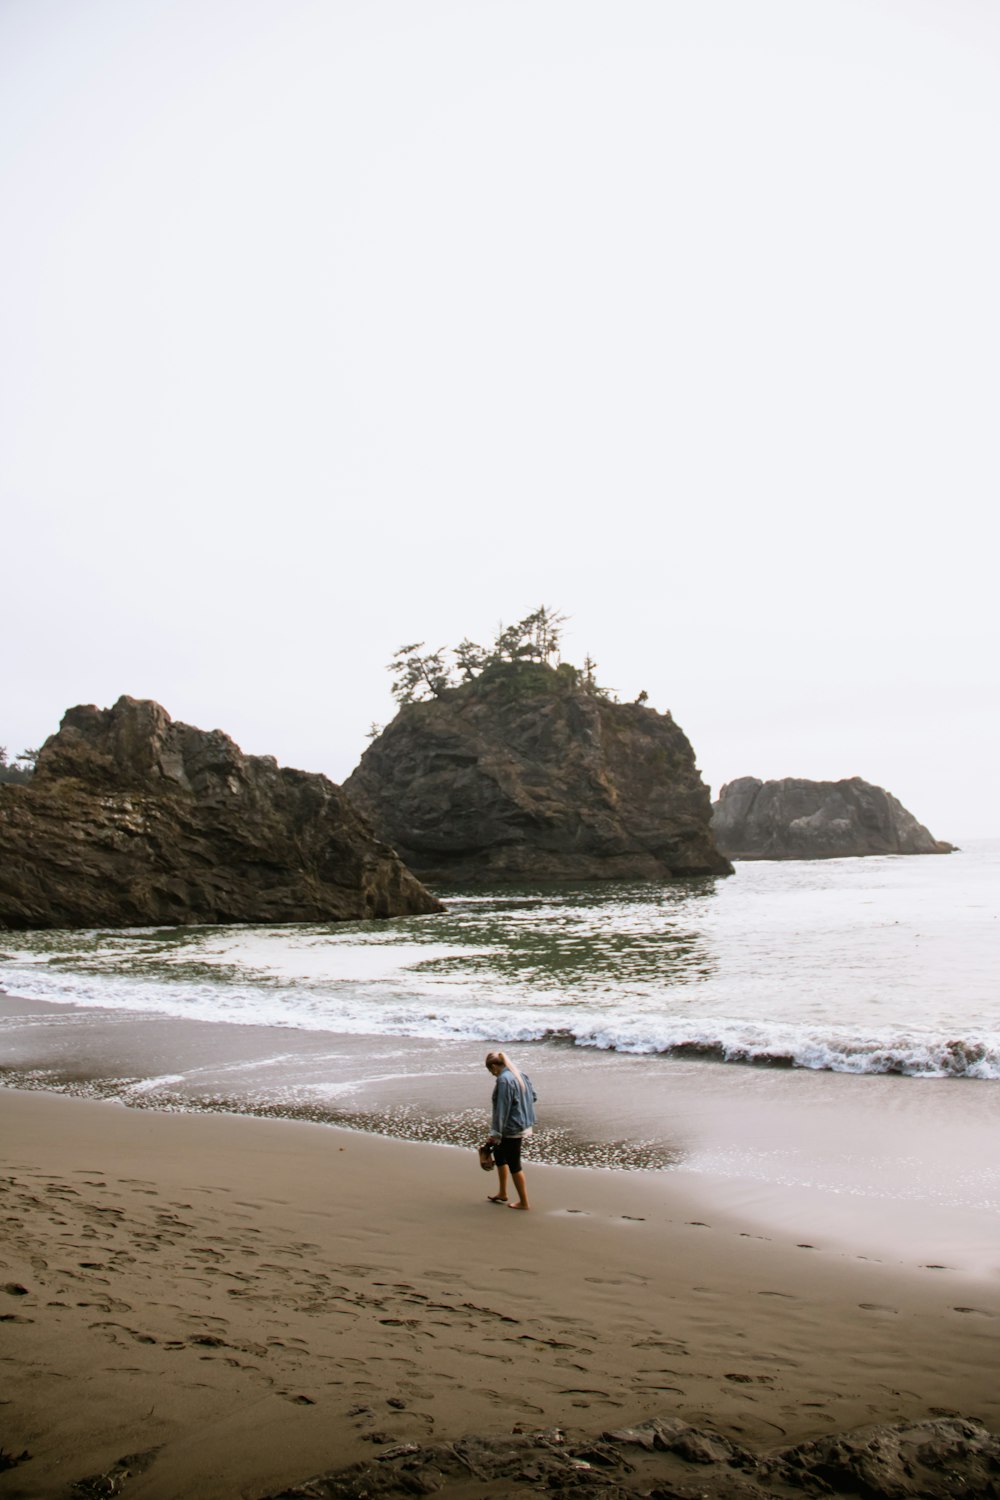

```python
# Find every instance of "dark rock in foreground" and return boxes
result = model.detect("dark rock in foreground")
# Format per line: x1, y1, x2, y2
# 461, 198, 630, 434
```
712, 776, 955, 861
0, 697, 442, 931
344, 664, 731, 884
264, 1414, 1000, 1498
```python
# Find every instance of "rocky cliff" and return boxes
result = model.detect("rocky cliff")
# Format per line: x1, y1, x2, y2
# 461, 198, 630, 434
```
0, 697, 443, 930
343, 664, 731, 883
712, 776, 955, 861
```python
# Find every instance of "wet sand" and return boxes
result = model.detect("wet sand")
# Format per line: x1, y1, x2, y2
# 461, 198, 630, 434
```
3, 989, 1000, 1272
2, 1084, 999, 1500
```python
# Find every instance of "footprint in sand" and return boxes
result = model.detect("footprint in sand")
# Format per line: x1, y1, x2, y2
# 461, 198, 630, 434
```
516, 1334, 575, 1349
584, 1273, 647, 1286
859, 1303, 898, 1313
77, 1297, 132, 1314
477, 1390, 543, 1414
952, 1306, 997, 1317
90, 1322, 158, 1345
459, 1301, 520, 1324
559, 1386, 612, 1400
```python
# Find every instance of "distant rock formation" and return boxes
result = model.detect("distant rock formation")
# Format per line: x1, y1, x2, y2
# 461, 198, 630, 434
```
0, 697, 442, 931
712, 776, 955, 861
343, 663, 732, 883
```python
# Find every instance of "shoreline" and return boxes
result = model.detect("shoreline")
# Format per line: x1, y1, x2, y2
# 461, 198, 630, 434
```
3, 988, 1000, 1276
2, 1084, 999, 1498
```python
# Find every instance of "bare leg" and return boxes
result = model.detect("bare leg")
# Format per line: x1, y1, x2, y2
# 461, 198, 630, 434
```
489, 1164, 509, 1203
508, 1169, 530, 1210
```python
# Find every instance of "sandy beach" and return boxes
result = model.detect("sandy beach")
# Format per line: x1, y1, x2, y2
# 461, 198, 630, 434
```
2, 1080, 998, 1499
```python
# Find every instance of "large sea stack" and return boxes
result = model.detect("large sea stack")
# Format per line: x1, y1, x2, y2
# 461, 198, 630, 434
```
0, 697, 442, 930
343, 663, 731, 883
712, 776, 955, 861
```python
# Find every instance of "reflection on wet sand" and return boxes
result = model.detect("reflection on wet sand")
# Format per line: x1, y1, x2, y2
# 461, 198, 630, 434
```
0, 994, 687, 1171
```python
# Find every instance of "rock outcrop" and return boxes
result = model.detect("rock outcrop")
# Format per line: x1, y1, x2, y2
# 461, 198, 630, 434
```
712, 776, 955, 861
343, 663, 731, 883
0, 697, 443, 931
263, 1414, 1000, 1498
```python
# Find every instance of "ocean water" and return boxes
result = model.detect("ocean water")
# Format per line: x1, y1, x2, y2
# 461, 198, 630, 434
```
1, 840, 998, 1079
3, 844, 1000, 1262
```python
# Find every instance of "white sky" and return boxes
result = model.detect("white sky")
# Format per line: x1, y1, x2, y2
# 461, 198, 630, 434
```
2, 0, 997, 840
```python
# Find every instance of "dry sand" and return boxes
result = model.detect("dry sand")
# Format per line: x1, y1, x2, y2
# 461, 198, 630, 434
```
1, 1087, 998, 1499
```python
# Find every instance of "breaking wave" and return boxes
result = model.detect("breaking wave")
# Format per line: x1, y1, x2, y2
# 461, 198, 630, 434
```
559, 1022, 1000, 1079
2, 844, 998, 1081
1, 957, 997, 1079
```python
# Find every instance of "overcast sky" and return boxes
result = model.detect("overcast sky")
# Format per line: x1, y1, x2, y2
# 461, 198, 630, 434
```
2, 0, 997, 840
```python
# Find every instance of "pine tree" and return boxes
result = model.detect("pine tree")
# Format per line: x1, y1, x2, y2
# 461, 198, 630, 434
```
454, 638, 488, 679
387, 644, 453, 704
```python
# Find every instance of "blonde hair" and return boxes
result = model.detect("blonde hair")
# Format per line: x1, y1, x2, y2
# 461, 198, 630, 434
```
485, 1049, 527, 1092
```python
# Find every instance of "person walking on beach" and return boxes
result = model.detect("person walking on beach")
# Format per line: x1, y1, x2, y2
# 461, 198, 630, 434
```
484, 1050, 537, 1210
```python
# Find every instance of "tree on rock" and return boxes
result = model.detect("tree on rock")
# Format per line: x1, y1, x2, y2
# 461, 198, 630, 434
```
0, 746, 37, 785
388, 608, 588, 704
530, 605, 567, 663
493, 606, 566, 665
388, 644, 451, 704
454, 637, 489, 680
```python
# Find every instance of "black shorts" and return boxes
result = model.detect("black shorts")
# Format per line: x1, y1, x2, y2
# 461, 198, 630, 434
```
493, 1136, 524, 1172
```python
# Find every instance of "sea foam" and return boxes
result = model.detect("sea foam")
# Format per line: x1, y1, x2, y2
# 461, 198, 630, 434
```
2, 842, 998, 1080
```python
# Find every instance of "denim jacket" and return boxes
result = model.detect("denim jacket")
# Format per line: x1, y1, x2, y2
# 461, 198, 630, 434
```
490, 1068, 537, 1140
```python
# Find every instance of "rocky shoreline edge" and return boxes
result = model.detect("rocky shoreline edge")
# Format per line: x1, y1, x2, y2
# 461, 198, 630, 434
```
263, 1412, 1000, 1498
33, 1413, 1000, 1500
